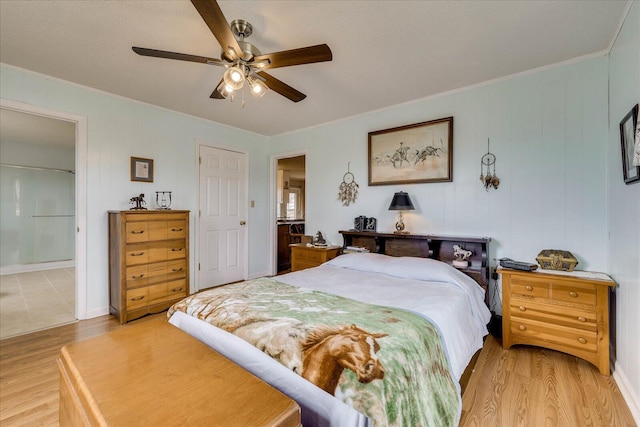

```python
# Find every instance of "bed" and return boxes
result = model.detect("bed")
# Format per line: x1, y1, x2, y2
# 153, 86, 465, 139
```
168, 234, 491, 427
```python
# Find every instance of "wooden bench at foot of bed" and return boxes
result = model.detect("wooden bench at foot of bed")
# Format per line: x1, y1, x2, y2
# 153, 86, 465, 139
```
58, 316, 301, 427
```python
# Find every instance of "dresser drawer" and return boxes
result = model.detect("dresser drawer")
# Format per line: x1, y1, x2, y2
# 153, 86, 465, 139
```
550, 283, 596, 305
126, 287, 148, 310
125, 265, 150, 287
166, 279, 188, 299
167, 240, 187, 260
125, 222, 149, 243
166, 260, 188, 280
167, 220, 187, 239
509, 299, 596, 331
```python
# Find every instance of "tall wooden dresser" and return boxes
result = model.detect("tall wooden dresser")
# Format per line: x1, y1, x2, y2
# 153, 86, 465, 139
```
108, 210, 190, 324
500, 268, 615, 375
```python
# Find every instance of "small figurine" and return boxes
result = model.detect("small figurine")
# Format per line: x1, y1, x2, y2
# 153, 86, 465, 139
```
313, 231, 327, 247
129, 193, 147, 210
452, 244, 472, 268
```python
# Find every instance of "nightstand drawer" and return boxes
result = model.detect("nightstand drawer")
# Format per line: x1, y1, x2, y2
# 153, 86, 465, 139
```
550, 283, 596, 305
295, 249, 322, 262
509, 299, 596, 331
510, 316, 598, 352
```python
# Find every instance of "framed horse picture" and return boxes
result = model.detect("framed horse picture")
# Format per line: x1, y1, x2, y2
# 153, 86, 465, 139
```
368, 117, 453, 186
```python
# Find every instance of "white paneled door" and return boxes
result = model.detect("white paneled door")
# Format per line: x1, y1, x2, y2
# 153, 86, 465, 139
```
198, 145, 247, 290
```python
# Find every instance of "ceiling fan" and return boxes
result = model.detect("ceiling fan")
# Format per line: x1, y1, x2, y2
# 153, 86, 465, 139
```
132, 0, 332, 103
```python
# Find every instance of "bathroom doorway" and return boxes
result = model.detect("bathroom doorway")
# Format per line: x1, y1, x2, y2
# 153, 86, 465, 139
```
0, 103, 85, 338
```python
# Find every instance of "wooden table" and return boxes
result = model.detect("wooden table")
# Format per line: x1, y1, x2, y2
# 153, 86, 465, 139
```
58, 317, 301, 426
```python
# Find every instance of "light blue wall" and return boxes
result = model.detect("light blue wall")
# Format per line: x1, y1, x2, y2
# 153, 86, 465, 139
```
608, 1, 640, 421
0, 64, 272, 316
270, 56, 609, 304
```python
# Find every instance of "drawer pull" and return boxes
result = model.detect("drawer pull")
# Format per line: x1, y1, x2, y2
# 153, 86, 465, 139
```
578, 337, 587, 344
518, 306, 526, 312
171, 248, 184, 252
518, 325, 526, 331
171, 287, 184, 292
525, 285, 533, 291
130, 252, 145, 257
171, 228, 183, 232
172, 268, 184, 272
577, 316, 586, 322
130, 230, 145, 234
131, 274, 144, 279
569, 291, 578, 298
130, 296, 145, 301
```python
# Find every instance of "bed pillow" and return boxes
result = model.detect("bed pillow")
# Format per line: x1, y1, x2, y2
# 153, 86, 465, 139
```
325, 253, 485, 298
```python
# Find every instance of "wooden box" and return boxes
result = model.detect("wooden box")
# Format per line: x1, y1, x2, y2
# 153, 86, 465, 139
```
536, 249, 578, 272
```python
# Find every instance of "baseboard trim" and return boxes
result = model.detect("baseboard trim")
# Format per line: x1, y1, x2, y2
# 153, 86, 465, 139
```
613, 362, 640, 425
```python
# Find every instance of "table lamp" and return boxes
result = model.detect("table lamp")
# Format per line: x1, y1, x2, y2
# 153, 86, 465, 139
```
388, 191, 415, 234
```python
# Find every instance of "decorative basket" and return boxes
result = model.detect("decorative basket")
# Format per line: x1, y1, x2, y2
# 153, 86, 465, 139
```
536, 249, 578, 272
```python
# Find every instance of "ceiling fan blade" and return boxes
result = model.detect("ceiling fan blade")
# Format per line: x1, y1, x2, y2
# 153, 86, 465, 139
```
253, 44, 332, 70
191, 0, 243, 62
256, 72, 306, 103
210, 78, 226, 99
132, 47, 224, 66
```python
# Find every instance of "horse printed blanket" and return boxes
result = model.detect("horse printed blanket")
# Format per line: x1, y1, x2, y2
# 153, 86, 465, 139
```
168, 278, 460, 426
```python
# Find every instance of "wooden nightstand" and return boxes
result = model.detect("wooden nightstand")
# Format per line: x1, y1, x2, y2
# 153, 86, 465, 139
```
290, 244, 340, 271
500, 268, 615, 375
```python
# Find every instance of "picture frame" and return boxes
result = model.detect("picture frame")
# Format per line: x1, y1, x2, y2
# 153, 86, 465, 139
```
619, 104, 639, 185
130, 156, 154, 182
368, 117, 453, 186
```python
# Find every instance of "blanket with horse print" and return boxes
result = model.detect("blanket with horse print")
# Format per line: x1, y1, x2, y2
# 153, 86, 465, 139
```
168, 278, 460, 426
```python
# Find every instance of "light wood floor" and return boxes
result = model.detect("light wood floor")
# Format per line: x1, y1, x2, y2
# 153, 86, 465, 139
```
0, 315, 635, 426
461, 335, 636, 426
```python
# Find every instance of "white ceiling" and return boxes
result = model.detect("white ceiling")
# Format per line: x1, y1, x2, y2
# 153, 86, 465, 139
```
0, 0, 630, 137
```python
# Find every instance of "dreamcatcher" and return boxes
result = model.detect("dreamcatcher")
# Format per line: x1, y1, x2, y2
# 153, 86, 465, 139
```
338, 162, 359, 206
480, 138, 500, 191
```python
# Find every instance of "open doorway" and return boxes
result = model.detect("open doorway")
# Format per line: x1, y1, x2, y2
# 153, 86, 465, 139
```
0, 102, 86, 338
275, 155, 306, 274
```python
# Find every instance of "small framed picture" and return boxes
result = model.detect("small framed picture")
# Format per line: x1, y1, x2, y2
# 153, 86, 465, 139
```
131, 157, 154, 182
620, 104, 639, 185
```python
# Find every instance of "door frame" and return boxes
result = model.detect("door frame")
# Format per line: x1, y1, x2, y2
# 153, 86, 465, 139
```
195, 139, 249, 292
1, 98, 88, 319
269, 149, 307, 276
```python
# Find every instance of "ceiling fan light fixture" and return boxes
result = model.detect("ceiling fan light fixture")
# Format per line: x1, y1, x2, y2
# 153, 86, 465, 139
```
216, 81, 235, 98
247, 77, 268, 99
223, 66, 245, 91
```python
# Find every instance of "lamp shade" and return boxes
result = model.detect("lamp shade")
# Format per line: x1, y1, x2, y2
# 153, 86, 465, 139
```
388, 192, 415, 211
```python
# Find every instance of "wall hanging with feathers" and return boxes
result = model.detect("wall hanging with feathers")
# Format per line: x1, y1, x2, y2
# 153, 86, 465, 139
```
338, 162, 359, 206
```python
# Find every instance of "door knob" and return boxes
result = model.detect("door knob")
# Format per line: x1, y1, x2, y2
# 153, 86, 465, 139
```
240, 220, 246, 225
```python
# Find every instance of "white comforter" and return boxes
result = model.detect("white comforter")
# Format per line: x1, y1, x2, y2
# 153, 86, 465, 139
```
169, 253, 490, 427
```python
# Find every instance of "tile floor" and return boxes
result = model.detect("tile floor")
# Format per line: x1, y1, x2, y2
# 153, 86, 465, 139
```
0, 268, 76, 340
